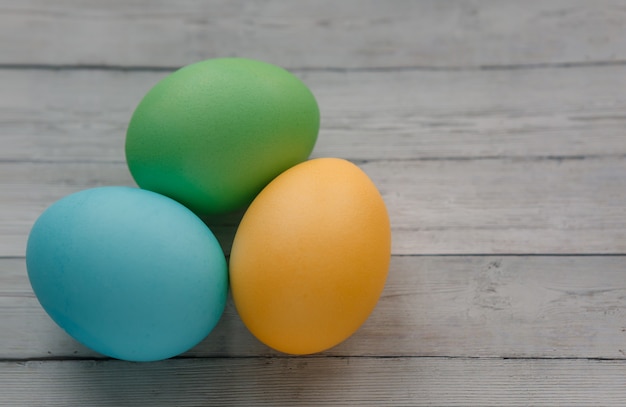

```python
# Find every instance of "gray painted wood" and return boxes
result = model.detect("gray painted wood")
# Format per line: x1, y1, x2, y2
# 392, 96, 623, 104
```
3, 256, 626, 360
2, 156, 625, 257
3, 67, 626, 163
2, 358, 626, 406
3, 1, 626, 405
3, 1, 626, 69
3, 65, 625, 256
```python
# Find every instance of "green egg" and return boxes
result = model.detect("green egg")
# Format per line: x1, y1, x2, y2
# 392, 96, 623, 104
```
125, 58, 320, 215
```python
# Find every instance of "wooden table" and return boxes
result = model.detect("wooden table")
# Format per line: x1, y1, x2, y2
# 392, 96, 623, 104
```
2, 1, 626, 405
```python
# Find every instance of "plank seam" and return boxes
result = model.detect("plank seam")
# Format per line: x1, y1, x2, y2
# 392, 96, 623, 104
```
3, 154, 626, 166
2, 355, 626, 363
351, 153, 626, 164
2, 59, 626, 73
3, 254, 626, 261
355, 253, 626, 258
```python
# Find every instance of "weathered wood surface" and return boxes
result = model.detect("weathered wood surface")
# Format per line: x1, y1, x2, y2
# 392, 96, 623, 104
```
2, 0, 626, 405
3, 256, 626, 360
3, 68, 626, 256
3, 68, 626, 164
3, 358, 626, 407
3, 157, 626, 257
3, 0, 626, 69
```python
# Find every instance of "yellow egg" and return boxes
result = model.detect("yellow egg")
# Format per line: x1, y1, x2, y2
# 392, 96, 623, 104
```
229, 158, 391, 354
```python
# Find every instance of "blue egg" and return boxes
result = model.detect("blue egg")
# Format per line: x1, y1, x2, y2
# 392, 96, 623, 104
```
26, 186, 228, 362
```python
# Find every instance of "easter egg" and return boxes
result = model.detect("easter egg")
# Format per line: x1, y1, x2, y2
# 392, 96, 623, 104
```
26, 187, 228, 362
125, 57, 320, 215
229, 158, 391, 355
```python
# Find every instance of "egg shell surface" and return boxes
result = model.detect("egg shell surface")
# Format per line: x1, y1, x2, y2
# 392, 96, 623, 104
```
229, 158, 391, 355
125, 57, 320, 215
26, 186, 228, 362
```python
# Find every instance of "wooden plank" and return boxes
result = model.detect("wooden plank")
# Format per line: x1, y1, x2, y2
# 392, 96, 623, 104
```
1, 1, 624, 404
2, 155, 625, 257
3, 1, 626, 68
368, 157, 626, 255
3, 67, 626, 163
4, 256, 626, 360
2, 357, 626, 406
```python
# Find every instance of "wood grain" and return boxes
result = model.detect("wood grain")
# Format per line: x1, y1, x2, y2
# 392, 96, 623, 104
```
2, 357, 626, 406
3, 67, 626, 163
3, 1, 626, 405
4, 256, 626, 360
2, 155, 625, 257
3, 1, 626, 69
